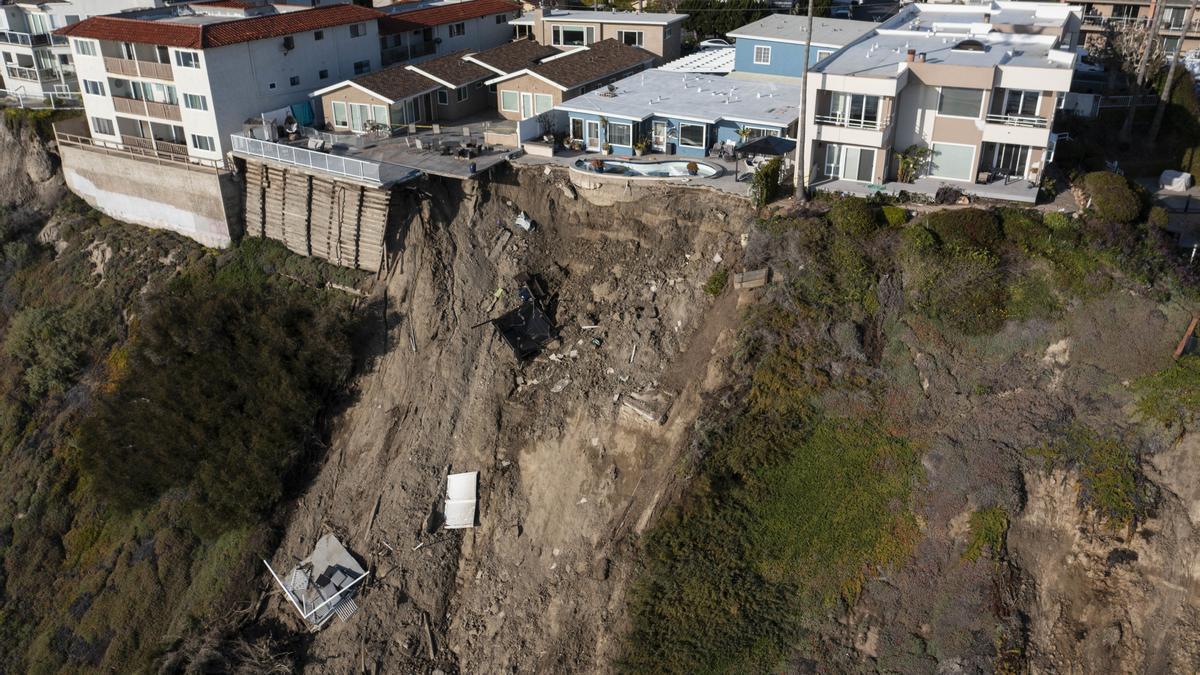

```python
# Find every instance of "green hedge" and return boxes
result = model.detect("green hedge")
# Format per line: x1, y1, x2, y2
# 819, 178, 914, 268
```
828, 197, 879, 236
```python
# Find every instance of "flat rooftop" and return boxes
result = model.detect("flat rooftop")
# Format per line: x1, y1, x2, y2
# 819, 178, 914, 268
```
557, 69, 801, 128
727, 15, 878, 48
884, 1, 1079, 33
509, 9, 687, 26
817, 32, 1074, 77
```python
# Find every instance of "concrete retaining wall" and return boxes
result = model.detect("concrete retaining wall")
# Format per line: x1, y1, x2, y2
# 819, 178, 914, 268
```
60, 145, 239, 248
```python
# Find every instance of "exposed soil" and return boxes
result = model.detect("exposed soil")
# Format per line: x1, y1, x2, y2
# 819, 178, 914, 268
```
261, 166, 755, 673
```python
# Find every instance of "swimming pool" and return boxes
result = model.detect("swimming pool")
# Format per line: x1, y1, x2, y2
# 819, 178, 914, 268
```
573, 158, 721, 178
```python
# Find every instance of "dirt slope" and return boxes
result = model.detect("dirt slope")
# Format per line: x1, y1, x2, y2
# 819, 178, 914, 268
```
262, 166, 754, 672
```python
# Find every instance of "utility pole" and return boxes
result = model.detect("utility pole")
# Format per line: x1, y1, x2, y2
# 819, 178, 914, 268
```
1149, 0, 1197, 141
794, 0, 816, 200
1119, 0, 1167, 142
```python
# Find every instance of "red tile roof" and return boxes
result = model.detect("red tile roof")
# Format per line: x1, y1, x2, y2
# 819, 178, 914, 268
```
382, 0, 519, 31
54, 4, 383, 49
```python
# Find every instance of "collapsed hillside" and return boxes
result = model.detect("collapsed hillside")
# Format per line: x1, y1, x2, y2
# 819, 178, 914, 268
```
3, 111, 1200, 673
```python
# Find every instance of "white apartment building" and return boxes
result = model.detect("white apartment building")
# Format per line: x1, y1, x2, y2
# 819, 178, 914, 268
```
57, 1, 383, 164
0, 0, 167, 98
803, 1, 1081, 200
377, 0, 519, 66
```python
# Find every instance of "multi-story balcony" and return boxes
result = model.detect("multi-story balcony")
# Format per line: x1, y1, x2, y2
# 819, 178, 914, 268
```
5, 63, 58, 82
0, 30, 51, 47
814, 112, 889, 130
120, 134, 188, 158
984, 112, 1049, 129
113, 95, 182, 121
103, 56, 173, 81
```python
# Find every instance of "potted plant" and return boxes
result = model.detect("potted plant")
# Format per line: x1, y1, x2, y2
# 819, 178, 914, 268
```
603, 143, 613, 155
686, 161, 699, 176
589, 158, 605, 172
633, 138, 650, 157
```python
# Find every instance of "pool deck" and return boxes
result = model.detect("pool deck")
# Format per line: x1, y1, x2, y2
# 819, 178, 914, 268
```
512, 150, 756, 197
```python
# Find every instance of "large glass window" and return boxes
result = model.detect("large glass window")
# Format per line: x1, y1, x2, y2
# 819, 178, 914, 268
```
678, 122, 705, 148
753, 45, 771, 65
929, 143, 975, 180
607, 121, 632, 147
182, 93, 207, 110
90, 116, 114, 136
82, 79, 104, 96
570, 117, 584, 140
74, 39, 97, 56
534, 93, 553, 115
1002, 89, 1039, 117
552, 25, 594, 46
828, 93, 880, 128
937, 87, 983, 118
500, 90, 519, 112
617, 30, 643, 46
332, 101, 348, 127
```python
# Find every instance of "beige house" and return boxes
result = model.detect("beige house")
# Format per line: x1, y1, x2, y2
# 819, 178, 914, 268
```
508, 8, 686, 62
803, 1, 1080, 203
311, 39, 563, 130
485, 38, 654, 121
313, 66, 440, 132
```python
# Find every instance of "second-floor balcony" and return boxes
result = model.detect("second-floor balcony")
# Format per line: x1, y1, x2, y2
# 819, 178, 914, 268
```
814, 112, 888, 130
985, 112, 1049, 129
103, 56, 173, 81
113, 95, 182, 121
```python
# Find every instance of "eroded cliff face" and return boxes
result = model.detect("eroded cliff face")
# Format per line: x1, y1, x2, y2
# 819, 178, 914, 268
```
1012, 439, 1200, 674
0, 115, 64, 214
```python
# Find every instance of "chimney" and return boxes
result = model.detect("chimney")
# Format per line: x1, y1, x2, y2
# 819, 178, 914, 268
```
906, 48, 916, 62
917, 52, 926, 62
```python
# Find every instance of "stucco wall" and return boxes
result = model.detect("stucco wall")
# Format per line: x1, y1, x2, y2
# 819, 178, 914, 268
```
61, 144, 238, 247
495, 73, 562, 120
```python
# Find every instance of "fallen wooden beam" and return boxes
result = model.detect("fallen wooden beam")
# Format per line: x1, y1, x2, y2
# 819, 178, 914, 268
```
1174, 315, 1199, 359
734, 267, 771, 290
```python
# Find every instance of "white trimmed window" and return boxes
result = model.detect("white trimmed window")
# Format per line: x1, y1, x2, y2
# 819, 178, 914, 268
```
82, 79, 104, 96
678, 122, 705, 148
753, 45, 771, 65
437, 90, 449, 105
90, 116, 114, 136
816, 49, 832, 60
455, 86, 468, 102
533, 93, 552, 115
449, 22, 465, 37
551, 24, 594, 46
500, 90, 518, 112
190, 134, 215, 152
174, 50, 200, 68
617, 30, 643, 46
332, 101, 348, 127
182, 93, 208, 110
607, 121, 632, 147
74, 39, 97, 56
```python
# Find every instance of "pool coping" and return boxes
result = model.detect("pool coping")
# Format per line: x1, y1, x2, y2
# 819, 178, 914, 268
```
568, 157, 726, 182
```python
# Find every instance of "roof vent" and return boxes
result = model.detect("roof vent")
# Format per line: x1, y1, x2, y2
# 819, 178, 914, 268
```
952, 39, 986, 52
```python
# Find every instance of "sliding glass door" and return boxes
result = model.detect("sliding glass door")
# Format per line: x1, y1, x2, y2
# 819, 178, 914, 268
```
822, 144, 875, 182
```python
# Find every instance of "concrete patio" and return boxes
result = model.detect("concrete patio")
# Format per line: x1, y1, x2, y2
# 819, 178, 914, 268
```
812, 175, 1040, 204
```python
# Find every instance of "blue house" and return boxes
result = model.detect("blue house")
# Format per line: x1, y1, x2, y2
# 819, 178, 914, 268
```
727, 15, 877, 79
555, 69, 802, 157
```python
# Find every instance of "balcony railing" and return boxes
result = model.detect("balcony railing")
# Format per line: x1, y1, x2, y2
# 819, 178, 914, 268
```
5, 64, 58, 82
121, 134, 188, 158
985, 113, 1049, 129
103, 56, 173, 81
113, 96, 181, 121
814, 113, 886, 130
1081, 14, 1200, 33
0, 30, 51, 46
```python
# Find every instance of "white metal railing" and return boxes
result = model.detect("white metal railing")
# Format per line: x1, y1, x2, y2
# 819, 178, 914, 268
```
1081, 14, 1200, 33
5, 64, 58, 82
0, 30, 51, 46
55, 124, 224, 171
231, 133, 384, 183
985, 113, 1048, 128
814, 113, 886, 130
0, 87, 81, 109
